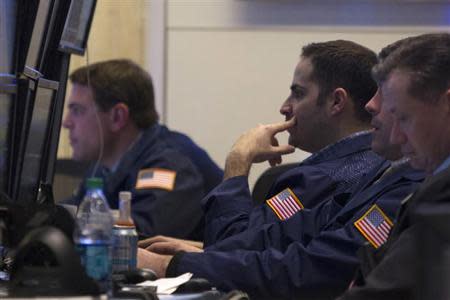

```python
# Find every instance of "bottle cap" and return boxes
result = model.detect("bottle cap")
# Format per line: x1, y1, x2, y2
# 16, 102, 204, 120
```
119, 191, 132, 202
86, 177, 103, 189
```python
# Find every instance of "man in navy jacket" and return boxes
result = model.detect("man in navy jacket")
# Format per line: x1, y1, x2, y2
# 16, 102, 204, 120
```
61, 59, 223, 240
140, 40, 382, 248
338, 32, 450, 300
137, 41, 424, 298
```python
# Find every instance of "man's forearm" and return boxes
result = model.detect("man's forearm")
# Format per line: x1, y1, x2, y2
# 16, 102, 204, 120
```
224, 150, 253, 180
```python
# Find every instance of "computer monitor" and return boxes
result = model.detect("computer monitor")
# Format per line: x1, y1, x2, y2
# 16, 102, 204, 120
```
14, 78, 58, 204
22, 0, 59, 79
58, 0, 96, 56
0, 76, 16, 197
0, 95, 11, 194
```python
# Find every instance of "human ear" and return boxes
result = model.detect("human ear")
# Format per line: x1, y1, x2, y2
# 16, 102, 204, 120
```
110, 102, 130, 131
443, 88, 450, 115
329, 88, 348, 116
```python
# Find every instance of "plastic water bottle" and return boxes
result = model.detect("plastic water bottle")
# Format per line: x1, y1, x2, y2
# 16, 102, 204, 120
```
112, 191, 138, 273
74, 177, 113, 293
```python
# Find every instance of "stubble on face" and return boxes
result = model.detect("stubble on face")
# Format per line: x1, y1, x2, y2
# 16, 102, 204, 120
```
284, 58, 330, 153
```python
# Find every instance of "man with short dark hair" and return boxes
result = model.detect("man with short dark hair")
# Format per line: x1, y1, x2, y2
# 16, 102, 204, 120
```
136, 40, 424, 299
203, 40, 383, 245
62, 59, 223, 240
338, 32, 450, 300
141, 40, 383, 249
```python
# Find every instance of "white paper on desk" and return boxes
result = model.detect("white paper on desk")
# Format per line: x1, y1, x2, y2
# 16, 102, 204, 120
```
137, 272, 193, 294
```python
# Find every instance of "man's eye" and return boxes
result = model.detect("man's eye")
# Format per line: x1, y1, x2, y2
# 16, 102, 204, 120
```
292, 91, 304, 99
71, 106, 84, 116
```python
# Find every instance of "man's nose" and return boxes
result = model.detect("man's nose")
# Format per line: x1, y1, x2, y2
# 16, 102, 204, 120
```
280, 98, 291, 116
62, 114, 71, 129
365, 90, 380, 115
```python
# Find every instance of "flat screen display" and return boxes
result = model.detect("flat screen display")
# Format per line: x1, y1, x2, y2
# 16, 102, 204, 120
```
17, 79, 58, 203
0, 76, 16, 196
23, 0, 55, 79
0, 94, 13, 195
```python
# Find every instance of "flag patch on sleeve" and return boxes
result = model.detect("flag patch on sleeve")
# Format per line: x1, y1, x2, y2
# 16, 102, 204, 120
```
354, 204, 393, 249
135, 168, 176, 191
266, 188, 304, 221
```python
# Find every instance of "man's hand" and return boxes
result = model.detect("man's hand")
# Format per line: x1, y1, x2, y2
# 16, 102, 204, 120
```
137, 248, 172, 278
138, 235, 204, 255
224, 118, 296, 179
146, 241, 203, 255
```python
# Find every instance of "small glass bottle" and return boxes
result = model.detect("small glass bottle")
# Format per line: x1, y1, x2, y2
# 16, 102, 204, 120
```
112, 191, 138, 273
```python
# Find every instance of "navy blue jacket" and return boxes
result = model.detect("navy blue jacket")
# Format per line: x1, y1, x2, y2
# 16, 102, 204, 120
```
202, 132, 383, 246
64, 124, 222, 240
167, 161, 424, 299
338, 165, 450, 300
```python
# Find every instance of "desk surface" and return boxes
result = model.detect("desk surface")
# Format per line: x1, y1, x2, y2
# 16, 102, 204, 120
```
0, 294, 221, 300
0, 281, 222, 300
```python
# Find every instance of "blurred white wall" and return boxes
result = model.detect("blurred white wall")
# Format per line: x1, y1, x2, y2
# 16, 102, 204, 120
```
58, 0, 450, 189
58, 1, 152, 158
161, 0, 450, 188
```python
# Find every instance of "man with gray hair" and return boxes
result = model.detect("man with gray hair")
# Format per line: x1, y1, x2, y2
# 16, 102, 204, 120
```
339, 32, 450, 299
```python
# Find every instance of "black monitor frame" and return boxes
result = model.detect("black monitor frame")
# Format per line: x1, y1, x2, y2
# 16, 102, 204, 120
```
22, 0, 60, 80
12, 77, 59, 204
0, 75, 17, 198
7, 0, 95, 205
58, 0, 97, 56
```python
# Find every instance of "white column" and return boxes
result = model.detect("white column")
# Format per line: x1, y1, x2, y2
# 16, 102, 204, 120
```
146, 0, 167, 123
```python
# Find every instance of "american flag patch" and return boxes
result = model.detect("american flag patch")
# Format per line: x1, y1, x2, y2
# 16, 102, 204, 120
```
354, 204, 393, 249
266, 188, 304, 221
135, 168, 176, 191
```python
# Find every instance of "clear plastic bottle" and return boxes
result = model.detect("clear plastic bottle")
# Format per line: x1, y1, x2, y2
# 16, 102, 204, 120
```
112, 191, 138, 273
74, 177, 113, 293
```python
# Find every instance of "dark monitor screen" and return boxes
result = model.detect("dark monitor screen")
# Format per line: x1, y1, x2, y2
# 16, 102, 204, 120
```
0, 78, 15, 196
0, 95, 11, 191
17, 78, 58, 204
58, 0, 96, 56
23, 0, 57, 79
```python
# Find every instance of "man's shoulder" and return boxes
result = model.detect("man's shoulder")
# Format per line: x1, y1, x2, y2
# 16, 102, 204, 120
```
134, 144, 200, 174
411, 166, 450, 204
309, 131, 373, 162
272, 149, 383, 193
110, 132, 200, 184
396, 164, 426, 183
140, 125, 207, 160
303, 131, 382, 177
137, 126, 191, 158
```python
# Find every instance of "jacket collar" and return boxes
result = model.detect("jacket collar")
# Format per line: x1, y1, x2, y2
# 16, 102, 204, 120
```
303, 130, 373, 165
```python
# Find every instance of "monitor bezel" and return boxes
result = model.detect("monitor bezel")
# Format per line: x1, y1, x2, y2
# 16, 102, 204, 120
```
22, 0, 59, 80
12, 77, 59, 204
0, 75, 17, 198
58, 0, 97, 56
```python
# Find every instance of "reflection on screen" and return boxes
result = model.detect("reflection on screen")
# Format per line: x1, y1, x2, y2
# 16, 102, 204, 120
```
59, 0, 96, 55
0, 94, 12, 193
17, 84, 54, 203
24, 0, 52, 75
